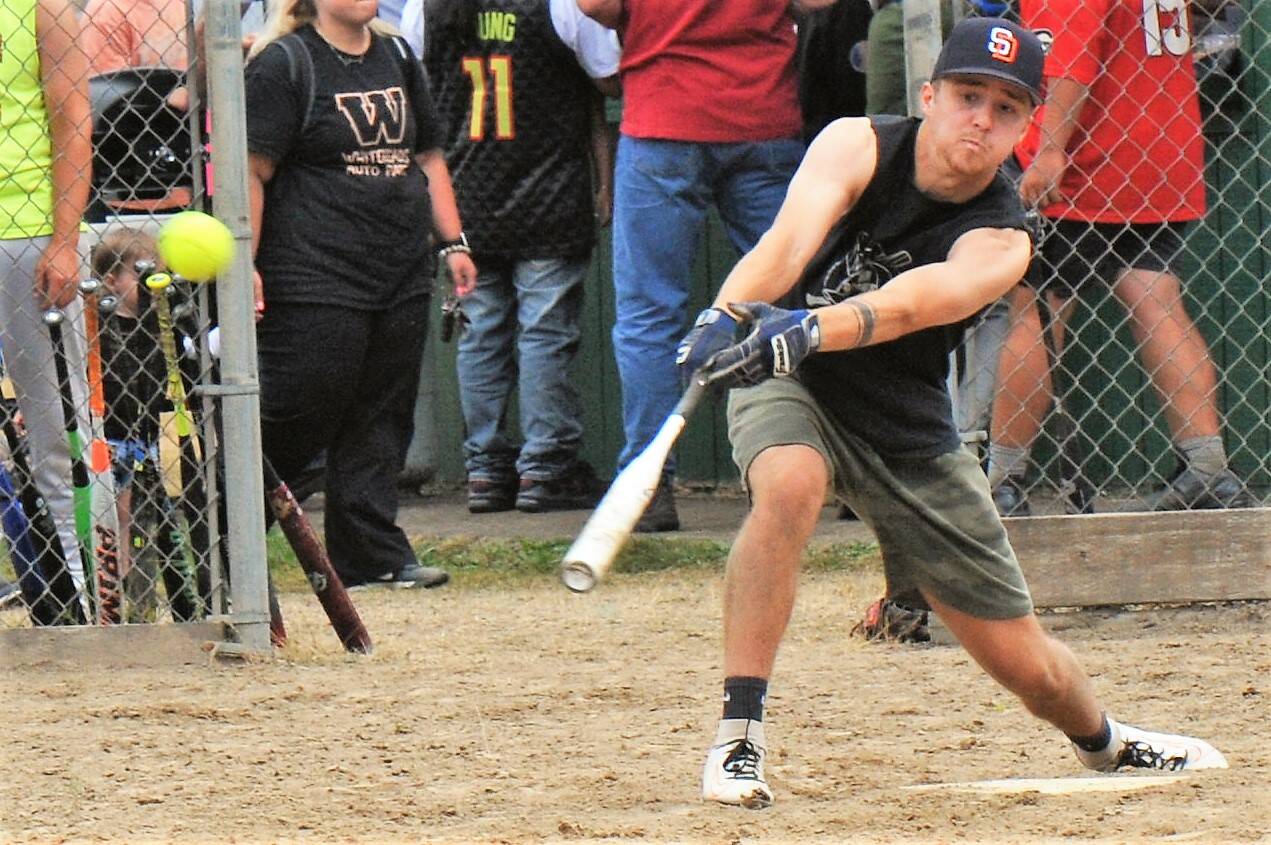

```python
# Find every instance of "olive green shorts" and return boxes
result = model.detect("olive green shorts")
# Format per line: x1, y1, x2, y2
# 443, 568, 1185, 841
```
727, 378, 1034, 620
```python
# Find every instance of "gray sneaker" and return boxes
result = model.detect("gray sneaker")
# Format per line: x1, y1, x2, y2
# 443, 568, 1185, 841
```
1151, 465, 1253, 511
347, 563, 449, 591
991, 475, 1031, 517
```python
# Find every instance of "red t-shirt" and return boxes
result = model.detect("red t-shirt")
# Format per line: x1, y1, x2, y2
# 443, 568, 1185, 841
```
1018, 0, 1206, 223
616, 0, 802, 142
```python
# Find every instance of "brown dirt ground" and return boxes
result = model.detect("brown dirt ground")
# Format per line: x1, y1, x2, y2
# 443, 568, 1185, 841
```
3, 568, 1268, 844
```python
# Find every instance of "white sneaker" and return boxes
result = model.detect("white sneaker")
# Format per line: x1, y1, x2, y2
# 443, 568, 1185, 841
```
1074, 718, 1228, 772
701, 719, 773, 808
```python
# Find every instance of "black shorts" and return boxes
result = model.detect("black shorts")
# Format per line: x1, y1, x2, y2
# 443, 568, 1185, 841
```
1029, 220, 1190, 299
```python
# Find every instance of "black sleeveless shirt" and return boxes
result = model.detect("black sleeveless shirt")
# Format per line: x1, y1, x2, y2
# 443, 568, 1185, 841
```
789, 116, 1029, 459
426, 0, 596, 261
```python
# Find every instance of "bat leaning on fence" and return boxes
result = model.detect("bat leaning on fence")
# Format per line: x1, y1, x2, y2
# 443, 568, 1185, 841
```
79, 281, 128, 622
141, 265, 218, 616
44, 309, 119, 624
560, 374, 710, 593
0, 384, 85, 625
143, 269, 309, 648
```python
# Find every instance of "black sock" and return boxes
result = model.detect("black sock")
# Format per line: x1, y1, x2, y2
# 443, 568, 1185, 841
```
722, 676, 767, 722
1067, 714, 1112, 752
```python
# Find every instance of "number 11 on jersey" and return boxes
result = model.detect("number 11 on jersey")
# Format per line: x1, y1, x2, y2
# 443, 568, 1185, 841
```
462, 55, 515, 141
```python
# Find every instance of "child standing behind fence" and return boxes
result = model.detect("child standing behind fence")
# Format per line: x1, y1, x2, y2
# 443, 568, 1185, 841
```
89, 227, 204, 621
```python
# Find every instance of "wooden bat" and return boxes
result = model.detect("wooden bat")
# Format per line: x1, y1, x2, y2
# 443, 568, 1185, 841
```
560, 375, 708, 592
262, 457, 372, 654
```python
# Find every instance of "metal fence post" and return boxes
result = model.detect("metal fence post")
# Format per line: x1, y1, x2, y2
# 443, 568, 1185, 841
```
204, 0, 271, 653
902, 0, 944, 117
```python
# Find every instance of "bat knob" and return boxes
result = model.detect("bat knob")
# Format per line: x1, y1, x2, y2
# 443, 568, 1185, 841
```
79, 277, 102, 296
134, 259, 156, 278
98, 295, 120, 316
42, 309, 65, 326
560, 561, 598, 593
145, 272, 174, 292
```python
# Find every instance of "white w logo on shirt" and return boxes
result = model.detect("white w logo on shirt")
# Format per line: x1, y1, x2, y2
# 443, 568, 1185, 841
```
335, 87, 408, 147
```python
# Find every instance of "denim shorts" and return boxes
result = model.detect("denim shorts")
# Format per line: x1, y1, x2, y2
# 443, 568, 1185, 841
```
1031, 220, 1190, 299
727, 378, 1034, 620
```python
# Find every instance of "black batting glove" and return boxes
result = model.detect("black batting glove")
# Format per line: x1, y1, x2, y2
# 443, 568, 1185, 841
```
700, 302, 821, 389
675, 307, 738, 388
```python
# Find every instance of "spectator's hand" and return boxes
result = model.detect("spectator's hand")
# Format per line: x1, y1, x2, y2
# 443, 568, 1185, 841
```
446, 252, 477, 297
253, 268, 265, 321
35, 239, 81, 308
1019, 148, 1067, 208
675, 307, 737, 388
594, 183, 612, 228
700, 302, 821, 389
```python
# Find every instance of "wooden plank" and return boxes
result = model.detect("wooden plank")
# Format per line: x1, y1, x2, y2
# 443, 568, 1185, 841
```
0, 621, 231, 670
1005, 507, 1271, 608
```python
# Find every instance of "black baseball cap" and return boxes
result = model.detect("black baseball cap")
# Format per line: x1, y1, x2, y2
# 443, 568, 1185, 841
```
932, 17, 1045, 105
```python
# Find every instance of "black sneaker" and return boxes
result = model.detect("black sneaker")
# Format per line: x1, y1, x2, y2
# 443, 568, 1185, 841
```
287, 456, 327, 504
515, 462, 606, 513
346, 562, 449, 591
468, 477, 517, 514
991, 476, 1031, 517
635, 479, 680, 533
1151, 464, 1254, 511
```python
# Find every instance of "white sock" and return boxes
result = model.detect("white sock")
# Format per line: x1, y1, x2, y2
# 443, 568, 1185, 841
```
987, 443, 1030, 489
1177, 435, 1227, 477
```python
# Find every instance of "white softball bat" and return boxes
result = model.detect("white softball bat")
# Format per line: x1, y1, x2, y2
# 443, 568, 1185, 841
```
560, 377, 708, 592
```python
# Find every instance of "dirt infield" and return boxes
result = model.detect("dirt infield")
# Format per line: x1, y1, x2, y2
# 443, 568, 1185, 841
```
5, 568, 1268, 844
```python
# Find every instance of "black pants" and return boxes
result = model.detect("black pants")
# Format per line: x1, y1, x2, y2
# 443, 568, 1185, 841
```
257, 299, 429, 583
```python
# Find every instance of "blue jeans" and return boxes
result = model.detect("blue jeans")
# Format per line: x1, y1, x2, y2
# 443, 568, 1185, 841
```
611, 135, 804, 472
457, 257, 588, 481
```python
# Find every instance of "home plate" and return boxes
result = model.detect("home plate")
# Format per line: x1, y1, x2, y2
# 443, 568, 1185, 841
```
904, 775, 1187, 795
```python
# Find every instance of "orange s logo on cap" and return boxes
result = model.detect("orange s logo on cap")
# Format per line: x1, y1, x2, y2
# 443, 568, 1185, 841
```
987, 26, 1019, 63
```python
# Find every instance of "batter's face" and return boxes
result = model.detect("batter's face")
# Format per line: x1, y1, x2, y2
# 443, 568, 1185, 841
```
921, 75, 1034, 177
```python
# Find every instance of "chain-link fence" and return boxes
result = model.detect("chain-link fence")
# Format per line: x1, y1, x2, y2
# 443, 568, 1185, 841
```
942, 0, 1268, 518
1, 0, 266, 642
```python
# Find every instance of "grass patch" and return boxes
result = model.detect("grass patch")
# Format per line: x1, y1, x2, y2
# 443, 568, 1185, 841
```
8, 529, 881, 596
275, 533, 880, 592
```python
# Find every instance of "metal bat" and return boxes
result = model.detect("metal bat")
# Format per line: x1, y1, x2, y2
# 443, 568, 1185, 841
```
141, 265, 215, 616
79, 279, 125, 623
0, 388, 85, 626
262, 457, 372, 654
44, 310, 103, 621
560, 374, 709, 592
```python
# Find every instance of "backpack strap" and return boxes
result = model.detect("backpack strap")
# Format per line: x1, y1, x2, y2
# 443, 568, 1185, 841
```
275, 33, 318, 136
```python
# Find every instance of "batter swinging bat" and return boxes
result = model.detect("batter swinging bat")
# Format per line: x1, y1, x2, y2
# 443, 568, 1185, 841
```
262, 457, 373, 654
560, 374, 709, 592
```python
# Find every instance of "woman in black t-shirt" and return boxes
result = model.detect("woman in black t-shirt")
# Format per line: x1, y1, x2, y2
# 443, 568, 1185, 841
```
245, 0, 476, 589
